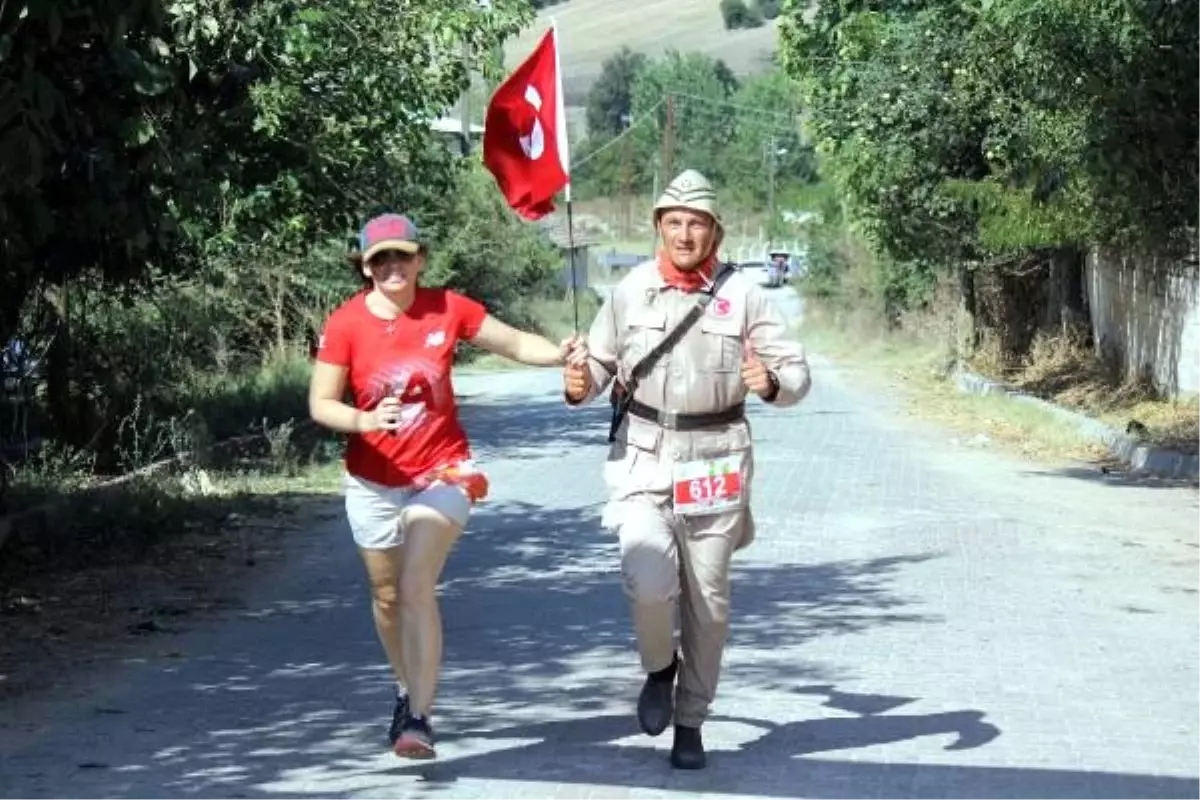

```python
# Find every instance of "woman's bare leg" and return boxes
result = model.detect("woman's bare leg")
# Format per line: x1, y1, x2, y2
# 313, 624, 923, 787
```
397, 507, 462, 717
358, 546, 407, 686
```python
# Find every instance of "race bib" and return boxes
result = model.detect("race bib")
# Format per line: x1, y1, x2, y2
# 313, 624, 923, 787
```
672, 454, 745, 516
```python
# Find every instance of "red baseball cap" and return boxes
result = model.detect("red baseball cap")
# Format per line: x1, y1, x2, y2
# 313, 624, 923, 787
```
359, 213, 424, 261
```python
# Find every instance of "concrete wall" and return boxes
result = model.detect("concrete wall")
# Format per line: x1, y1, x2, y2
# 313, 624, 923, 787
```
1086, 244, 1200, 397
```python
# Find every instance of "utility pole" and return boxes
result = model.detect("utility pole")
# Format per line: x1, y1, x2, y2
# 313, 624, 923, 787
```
460, 39, 472, 156
650, 160, 660, 257
460, 1, 493, 157
767, 133, 776, 243
662, 94, 675, 181
619, 113, 632, 238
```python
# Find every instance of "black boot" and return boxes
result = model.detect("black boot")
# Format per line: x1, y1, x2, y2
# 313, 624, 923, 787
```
637, 654, 678, 736
670, 724, 706, 770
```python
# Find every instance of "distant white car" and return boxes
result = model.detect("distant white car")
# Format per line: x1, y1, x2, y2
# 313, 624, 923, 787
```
737, 260, 783, 289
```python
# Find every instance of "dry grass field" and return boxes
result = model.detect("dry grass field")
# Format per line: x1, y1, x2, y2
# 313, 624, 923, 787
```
505, 0, 782, 105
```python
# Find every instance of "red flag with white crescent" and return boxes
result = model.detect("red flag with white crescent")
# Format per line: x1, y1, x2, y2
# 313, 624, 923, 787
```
482, 27, 571, 221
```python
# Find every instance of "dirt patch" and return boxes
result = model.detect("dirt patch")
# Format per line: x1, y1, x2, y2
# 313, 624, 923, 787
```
0, 468, 341, 705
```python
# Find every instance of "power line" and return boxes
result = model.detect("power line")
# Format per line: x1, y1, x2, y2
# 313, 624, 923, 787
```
666, 91, 802, 122
664, 94, 806, 137
571, 91, 804, 171
571, 99, 664, 169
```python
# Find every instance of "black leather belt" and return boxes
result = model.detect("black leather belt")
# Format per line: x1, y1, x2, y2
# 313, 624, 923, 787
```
626, 399, 745, 431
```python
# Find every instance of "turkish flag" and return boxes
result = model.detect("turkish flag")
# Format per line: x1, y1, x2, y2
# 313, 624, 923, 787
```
482, 28, 570, 220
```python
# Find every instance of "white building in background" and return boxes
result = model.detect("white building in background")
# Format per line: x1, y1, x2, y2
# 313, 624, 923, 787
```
428, 116, 485, 156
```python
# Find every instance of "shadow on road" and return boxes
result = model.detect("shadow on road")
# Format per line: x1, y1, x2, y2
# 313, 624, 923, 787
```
5, 494, 1003, 799
1020, 465, 1199, 491
6, 391, 1193, 799
382, 702, 1004, 795
458, 390, 610, 462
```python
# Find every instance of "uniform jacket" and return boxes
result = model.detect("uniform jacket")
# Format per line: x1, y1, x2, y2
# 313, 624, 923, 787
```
570, 259, 811, 545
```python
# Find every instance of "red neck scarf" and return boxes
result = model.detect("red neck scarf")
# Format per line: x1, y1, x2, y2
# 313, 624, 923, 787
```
657, 251, 717, 292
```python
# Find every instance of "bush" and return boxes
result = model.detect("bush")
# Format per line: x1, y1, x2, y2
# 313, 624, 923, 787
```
801, 190, 937, 327
420, 163, 564, 331
0, 162, 569, 493
721, 0, 764, 30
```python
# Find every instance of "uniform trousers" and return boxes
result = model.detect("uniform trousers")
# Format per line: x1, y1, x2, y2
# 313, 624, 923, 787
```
609, 496, 745, 727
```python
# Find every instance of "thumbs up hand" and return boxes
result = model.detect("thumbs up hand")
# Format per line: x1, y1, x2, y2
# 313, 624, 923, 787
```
740, 340, 774, 398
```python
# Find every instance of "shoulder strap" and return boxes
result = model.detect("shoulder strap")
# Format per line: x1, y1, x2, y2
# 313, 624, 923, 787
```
627, 264, 737, 385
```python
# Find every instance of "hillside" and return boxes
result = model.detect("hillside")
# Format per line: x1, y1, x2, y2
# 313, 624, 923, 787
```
505, 0, 781, 105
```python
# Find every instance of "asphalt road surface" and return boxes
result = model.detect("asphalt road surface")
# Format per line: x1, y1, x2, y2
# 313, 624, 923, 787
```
1, 288, 1196, 799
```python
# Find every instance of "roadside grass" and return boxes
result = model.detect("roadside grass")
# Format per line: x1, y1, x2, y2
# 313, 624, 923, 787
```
1, 349, 345, 702
974, 333, 1199, 455
4, 347, 321, 515
0, 422, 345, 702
799, 297, 1113, 463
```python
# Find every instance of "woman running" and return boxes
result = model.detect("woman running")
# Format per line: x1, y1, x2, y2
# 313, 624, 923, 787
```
309, 212, 585, 759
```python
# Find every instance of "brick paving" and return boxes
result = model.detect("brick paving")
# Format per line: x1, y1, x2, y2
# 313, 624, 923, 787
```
1, 292, 1196, 799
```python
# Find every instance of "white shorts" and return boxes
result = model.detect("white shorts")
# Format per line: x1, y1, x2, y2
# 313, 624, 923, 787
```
343, 472, 472, 550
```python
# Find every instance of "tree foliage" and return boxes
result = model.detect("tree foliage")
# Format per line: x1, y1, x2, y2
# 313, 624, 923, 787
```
966, 0, 1198, 250
779, 0, 1199, 268
721, 0, 765, 29
0, 0, 575, 474
0, 0, 537, 348
628, 51, 741, 182
722, 70, 816, 208
585, 47, 647, 138
756, 0, 783, 20
573, 52, 817, 209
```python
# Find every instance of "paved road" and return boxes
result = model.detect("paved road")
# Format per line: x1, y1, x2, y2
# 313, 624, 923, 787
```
1, 291, 1197, 799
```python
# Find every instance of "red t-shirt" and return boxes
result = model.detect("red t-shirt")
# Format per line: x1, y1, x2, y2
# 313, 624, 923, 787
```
315, 288, 488, 486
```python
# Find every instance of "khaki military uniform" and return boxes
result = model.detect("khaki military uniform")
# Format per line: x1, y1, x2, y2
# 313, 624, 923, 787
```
570, 258, 811, 727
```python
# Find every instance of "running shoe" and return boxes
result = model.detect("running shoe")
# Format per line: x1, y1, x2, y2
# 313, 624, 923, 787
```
387, 691, 410, 746
393, 714, 436, 759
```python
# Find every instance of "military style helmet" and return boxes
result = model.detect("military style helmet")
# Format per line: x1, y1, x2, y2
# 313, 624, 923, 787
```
652, 168, 723, 233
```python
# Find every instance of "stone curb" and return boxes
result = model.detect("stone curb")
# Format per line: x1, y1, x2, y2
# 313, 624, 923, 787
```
953, 366, 1199, 479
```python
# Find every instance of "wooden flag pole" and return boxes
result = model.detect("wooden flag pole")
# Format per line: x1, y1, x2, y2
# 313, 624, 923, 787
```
551, 17, 579, 333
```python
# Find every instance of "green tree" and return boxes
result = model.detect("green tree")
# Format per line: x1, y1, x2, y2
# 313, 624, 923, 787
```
570, 134, 628, 200
585, 47, 648, 138
721, 0, 764, 30
780, 0, 1198, 355
780, 2, 988, 265
959, 0, 1198, 251
780, 0, 1199, 263
573, 57, 816, 212
722, 70, 816, 210
0, 0, 183, 349
0, 0, 536, 350
0, 0, 542, 458
628, 50, 741, 185
756, 0, 783, 20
